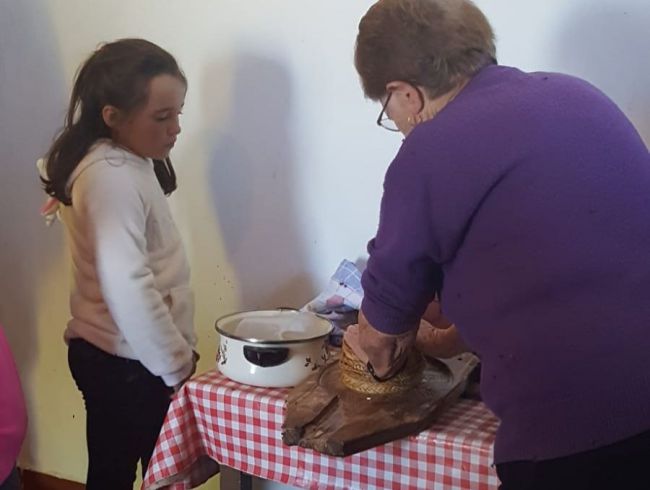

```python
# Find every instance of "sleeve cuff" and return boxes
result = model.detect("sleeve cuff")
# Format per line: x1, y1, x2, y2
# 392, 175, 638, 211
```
361, 293, 420, 335
160, 353, 194, 387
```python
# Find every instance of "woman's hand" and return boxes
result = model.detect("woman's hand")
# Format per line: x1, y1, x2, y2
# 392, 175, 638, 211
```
416, 321, 468, 359
342, 310, 417, 381
422, 299, 453, 329
415, 298, 468, 358
342, 323, 369, 364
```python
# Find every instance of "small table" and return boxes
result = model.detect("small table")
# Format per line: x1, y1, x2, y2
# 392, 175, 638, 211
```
143, 370, 500, 490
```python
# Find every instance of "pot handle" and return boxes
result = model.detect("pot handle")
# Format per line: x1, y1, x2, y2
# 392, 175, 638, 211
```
243, 345, 290, 367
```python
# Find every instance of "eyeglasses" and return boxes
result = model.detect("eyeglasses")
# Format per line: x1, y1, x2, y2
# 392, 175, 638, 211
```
376, 83, 426, 132
376, 92, 399, 132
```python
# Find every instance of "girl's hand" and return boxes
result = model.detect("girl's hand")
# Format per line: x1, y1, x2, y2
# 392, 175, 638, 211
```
172, 350, 200, 395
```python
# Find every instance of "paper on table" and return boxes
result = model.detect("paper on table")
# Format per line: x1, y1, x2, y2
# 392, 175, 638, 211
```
302, 259, 364, 346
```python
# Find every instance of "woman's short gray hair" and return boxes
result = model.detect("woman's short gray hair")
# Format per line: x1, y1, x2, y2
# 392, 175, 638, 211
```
355, 0, 496, 100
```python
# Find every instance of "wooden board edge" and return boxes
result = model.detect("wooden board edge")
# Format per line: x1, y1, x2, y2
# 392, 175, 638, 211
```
337, 379, 468, 456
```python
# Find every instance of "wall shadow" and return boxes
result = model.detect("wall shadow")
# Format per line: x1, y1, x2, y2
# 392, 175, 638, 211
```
552, 3, 650, 144
206, 53, 316, 310
0, 0, 68, 467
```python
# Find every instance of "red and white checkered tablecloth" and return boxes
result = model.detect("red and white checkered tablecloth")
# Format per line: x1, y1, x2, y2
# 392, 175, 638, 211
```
143, 370, 500, 490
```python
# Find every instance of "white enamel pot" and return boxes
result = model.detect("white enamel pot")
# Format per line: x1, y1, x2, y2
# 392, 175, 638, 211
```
215, 309, 332, 388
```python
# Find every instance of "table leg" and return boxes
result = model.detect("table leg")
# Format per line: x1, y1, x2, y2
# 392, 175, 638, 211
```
237, 471, 253, 490
218, 465, 255, 489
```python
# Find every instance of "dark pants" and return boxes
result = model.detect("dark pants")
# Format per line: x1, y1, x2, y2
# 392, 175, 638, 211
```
497, 428, 650, 490
68, 339, 172, 490
0, 468, 20, 490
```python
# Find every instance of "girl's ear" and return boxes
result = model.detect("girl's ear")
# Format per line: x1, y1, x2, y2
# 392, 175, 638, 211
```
101, 105, 122, 129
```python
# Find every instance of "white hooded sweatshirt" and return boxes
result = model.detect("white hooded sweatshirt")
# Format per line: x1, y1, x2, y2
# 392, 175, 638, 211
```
60, 139, 196, 386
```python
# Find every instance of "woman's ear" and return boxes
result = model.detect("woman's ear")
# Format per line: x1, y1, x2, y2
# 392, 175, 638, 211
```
385, 81, 421, 111
101, 105, 122, 129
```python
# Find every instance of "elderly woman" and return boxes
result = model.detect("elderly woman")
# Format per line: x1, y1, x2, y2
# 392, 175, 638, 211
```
344, 0, 650, 489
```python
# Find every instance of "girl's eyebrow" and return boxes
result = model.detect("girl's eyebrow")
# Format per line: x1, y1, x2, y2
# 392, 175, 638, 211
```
153, 103, 185, 114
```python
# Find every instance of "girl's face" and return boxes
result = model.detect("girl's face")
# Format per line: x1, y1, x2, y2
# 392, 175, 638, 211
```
109, 74, 186, 160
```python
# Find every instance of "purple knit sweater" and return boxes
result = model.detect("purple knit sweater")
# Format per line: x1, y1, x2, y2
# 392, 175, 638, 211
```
361, 65, 650, 464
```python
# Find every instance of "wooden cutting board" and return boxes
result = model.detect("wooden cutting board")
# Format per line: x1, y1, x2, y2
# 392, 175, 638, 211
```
282, 351, 479, 456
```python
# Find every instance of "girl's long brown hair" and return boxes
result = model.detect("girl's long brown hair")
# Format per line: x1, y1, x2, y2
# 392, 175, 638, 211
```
42, 38, 185, 205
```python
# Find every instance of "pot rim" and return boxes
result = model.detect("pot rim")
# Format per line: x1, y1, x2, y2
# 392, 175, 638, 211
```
214, 308, 333, 345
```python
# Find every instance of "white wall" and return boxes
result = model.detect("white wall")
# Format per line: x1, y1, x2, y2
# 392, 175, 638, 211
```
481, 0, 649, 142
0, 0, 647, 487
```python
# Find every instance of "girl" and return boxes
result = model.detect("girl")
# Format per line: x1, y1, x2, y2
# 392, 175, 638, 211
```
41, 39, 197, 489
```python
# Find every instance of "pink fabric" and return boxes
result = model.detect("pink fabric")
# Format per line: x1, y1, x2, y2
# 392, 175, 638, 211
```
0, 326, 27, 482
